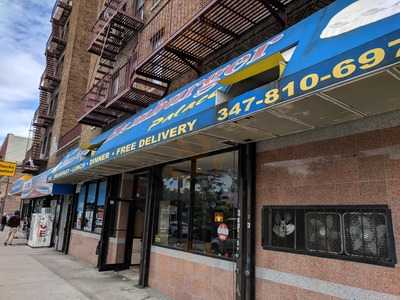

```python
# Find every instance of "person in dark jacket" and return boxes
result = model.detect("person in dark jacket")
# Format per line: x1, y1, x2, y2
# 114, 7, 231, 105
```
4, 211, 20, 246
1, 214, 7, 231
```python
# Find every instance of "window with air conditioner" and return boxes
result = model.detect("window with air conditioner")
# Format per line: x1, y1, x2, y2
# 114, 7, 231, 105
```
305, 212, 342, 254
343, 212, 390, 260
262, 206, 396, 266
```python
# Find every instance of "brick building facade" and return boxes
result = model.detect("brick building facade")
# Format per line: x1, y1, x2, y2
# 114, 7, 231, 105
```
24, 0, 99, 173
33, 1, 400, 300
0, 134, 31, 215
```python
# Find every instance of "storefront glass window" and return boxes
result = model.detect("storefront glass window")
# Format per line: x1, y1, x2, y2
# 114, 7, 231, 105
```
154, 150, 239, 260
84, 183, 97, 231
74, 180, 107, 234
75, 185, 86, 229
192, 151, 238, 258
94, 181, 107, 234
155, 161, 191, 249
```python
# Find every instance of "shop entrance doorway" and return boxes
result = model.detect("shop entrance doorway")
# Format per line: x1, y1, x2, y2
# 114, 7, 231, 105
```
53, 196, 73, 252
98, 173, 149, 278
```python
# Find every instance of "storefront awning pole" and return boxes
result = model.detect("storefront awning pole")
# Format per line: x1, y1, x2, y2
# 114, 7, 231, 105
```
237, 143, 256, 300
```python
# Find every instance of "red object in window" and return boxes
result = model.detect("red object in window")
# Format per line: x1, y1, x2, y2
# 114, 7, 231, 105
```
217, 223, 229, 241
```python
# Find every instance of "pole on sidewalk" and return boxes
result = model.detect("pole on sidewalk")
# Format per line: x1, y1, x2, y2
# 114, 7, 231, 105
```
0, 177, 10, 216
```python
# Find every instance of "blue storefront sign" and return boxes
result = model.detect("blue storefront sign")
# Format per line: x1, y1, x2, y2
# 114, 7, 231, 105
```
49, 0, 400, 182
9, 175, 32, 196
22, 169, 74, 199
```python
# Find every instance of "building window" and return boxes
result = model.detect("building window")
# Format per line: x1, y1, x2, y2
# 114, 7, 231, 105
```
83, 183, 97, 231
41, 131, 49, 155
94, 181, 107, 234
154, 150, 239, 260
49, 94, 58, 116
136, 0, 144, 19
156, 161, 190, 249
74, 180, 108, 234
192, 153, 238, 258
262, 206, 396, 266
74, 185, 86, 229
150, 27, 164, 50
62, 21, 69, 41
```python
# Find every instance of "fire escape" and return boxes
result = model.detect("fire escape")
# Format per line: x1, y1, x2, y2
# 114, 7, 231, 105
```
80, 0, 166, 128
23, 0, 72, 173
79, 0, 333, 128
135, 0, 333, 85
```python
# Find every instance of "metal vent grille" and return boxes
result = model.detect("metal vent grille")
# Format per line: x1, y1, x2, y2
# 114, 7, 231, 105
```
305, 212, 342, 254
344, 213, 388, 259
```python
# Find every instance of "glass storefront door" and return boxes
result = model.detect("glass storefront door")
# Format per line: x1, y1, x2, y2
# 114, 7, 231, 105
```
98, 173, 149, 272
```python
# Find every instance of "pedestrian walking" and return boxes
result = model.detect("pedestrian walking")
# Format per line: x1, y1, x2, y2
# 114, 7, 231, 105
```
4, 211, 20, 246
0, 214, 7, 231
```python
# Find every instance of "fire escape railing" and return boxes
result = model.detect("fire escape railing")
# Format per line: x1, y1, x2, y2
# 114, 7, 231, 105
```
46, 22, 67, 59
80, 0, 145, 127
79, 55, 168, 127
51, 0, 72, 26
33, 91, 54, 129
80, 0, 332, 128
80, 73, 116, 127
88, 0, 144, 59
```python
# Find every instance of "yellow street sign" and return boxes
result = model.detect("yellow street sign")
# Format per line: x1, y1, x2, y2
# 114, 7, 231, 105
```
0, 160, 17, 177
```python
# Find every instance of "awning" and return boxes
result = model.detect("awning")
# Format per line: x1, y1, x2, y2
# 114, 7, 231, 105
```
22, 169, 74, 199
50, 0, 400, 184
9, 175, 32, 196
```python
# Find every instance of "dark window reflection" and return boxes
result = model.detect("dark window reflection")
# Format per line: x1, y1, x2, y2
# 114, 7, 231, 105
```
84, 183, 97, 232
94, 181, 107, 234
192, 151, 238, 258
155, 161, 191, 249
75, 185, 86, 229
154, 150, 239, 260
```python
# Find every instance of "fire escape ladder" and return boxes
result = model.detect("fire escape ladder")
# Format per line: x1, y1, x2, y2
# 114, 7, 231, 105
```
93, 24, 115, 86
88, 0, 143, 60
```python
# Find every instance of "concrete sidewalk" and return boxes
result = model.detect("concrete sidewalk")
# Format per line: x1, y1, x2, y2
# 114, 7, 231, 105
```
0, 229, 169, 300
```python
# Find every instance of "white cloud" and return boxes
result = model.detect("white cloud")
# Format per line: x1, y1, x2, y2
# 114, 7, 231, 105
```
0, 102, 34, 139
0, 0, 53, 143
0, 52, 42, 103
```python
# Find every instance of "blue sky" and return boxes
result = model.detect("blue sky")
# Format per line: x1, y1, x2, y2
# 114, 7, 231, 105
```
0, 0, 53, 144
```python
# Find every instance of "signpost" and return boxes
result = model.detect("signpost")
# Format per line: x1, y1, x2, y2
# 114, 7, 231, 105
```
0, 160, 17, 216
0, 160, 16, 177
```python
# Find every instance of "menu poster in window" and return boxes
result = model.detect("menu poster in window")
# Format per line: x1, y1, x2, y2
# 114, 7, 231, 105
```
217, 223, 229, 241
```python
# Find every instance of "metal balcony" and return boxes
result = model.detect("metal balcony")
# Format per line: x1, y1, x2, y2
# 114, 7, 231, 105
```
79, 56, 168, 128
79, 74, 124, 128
22, 117, 48, 174
136, 0, 333, 83
46, 23, 67, 58
52, 0, 72, 26
33, 91, 55, 129
106, 57, 167, 108
39, 68, 61, 93
88, 0, 144, 60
